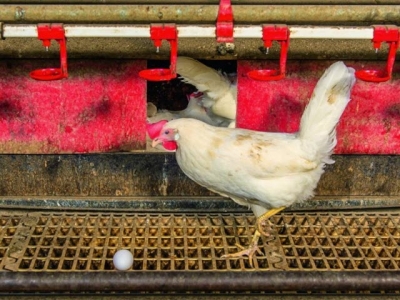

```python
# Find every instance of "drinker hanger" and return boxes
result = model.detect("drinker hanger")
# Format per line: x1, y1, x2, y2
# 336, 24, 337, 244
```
30, 23, 68, 81
355, 25, 399, 82
139, 24, 178, 81
247, 24, 290, 81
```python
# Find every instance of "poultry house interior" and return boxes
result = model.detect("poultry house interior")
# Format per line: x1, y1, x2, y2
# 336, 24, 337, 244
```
0, 1, 399, 299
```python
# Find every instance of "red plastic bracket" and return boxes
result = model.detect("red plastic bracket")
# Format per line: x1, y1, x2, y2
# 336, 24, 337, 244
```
216, 0, 234, 43
355, 25, 399, 82
247, 24, 290, 81
139, 23, 178, 81
30, 23, 68, 81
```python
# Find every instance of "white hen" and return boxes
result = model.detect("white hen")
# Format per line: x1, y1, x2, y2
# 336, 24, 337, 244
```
151, 61, 356, 265
176, 57, 237, 123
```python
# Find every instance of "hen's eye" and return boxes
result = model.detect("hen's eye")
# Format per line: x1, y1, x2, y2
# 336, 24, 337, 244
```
165, 130, 170, 134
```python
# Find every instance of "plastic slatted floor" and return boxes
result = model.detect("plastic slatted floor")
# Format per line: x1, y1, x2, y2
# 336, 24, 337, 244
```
0, 210, 399, 272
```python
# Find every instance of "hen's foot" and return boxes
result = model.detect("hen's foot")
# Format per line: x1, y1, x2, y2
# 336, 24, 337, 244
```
221, 230, 262, 267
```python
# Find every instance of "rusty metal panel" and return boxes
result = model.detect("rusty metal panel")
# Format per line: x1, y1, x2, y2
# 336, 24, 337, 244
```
0, 154, 207, 197
0, 154, 398, 198
0, 59, 146, 153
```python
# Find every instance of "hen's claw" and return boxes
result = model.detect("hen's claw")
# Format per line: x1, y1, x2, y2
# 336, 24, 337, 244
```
221, 231, 262, 267
222, 208, 286, 267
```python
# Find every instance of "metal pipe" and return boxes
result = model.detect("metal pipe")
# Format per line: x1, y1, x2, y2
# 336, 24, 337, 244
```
3, 24, 375, 39
0, 5, 399, 24
0, 271, 399, 293
0, 195, 399, 212
235, 26, 374, 39
288, 26, 374, 39
0, 37, 380, 60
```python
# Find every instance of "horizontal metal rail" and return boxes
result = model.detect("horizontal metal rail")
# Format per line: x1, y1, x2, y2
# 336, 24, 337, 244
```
1, 271, 399, 293
0, 5, 398, 24
2, 24, 375, 39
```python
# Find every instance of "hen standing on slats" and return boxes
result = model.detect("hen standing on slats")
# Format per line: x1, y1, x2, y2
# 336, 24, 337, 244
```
151, 61, 356, 265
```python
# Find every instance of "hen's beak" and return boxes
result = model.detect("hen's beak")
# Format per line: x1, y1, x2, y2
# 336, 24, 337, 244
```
152, 138, 162, 148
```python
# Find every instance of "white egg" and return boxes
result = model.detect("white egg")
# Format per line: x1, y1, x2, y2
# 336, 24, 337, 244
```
113, 249, 134, 271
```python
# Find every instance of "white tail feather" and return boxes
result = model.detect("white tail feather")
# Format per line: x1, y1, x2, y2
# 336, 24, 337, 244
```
299, 61, 356, 162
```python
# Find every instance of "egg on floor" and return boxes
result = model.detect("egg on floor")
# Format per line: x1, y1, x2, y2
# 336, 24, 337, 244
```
113, 249, 134, 270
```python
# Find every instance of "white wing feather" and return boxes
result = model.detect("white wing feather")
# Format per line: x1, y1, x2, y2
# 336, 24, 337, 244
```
176, 57, 237, 120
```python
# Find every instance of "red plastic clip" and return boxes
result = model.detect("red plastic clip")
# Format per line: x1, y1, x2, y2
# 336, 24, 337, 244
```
247, 24, 290, 81
139, 23, 178, 81
216, 0, 234, 43
30, 23, 68, 81
355, 25, 399, 82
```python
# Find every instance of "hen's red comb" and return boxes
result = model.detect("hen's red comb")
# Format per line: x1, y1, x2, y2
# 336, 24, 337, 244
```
146, 120, 168, 139
146, 120, 177, 151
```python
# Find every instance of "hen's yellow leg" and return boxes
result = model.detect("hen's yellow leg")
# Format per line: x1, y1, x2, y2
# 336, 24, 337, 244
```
221, 206, 286, 267
257, 206, 286, 237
